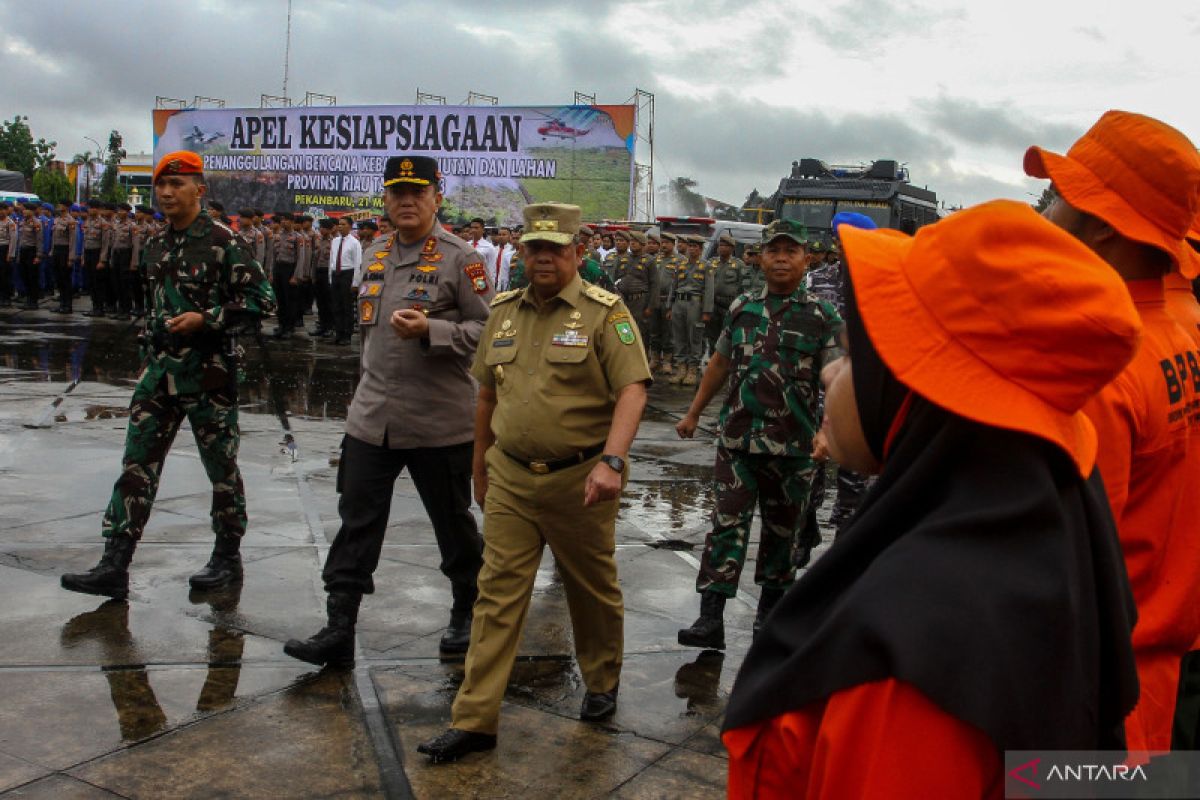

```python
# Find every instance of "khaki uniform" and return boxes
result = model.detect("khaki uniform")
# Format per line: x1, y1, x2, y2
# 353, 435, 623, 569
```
451, 273, 652, 734
703, 255, 746, 353
669, 257, 709, 369
614, 252, 656, 341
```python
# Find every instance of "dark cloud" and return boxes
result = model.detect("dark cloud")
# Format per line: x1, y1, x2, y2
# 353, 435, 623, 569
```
922, 94, 1082, 153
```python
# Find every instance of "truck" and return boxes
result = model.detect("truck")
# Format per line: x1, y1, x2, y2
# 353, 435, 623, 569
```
768, 159, 940, 244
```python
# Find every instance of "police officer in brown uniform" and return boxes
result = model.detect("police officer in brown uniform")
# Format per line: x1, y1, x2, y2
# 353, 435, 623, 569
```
418, 202, 652, 763
285, 155, 491, 668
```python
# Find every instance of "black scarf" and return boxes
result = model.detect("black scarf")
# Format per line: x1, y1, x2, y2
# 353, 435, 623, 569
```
723, 277, 1139, 751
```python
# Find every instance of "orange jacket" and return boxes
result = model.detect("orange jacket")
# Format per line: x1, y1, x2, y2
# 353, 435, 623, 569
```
1084, 278, 1200, 752
724, 679, 1001, 800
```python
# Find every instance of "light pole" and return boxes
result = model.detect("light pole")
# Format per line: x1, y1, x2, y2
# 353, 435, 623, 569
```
83, 136, 105, 201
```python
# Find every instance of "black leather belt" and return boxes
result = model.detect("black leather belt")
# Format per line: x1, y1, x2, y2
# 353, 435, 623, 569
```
502, 443, 605, 475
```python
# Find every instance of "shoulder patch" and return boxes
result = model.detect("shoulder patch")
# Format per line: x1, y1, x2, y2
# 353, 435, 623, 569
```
491, 288, 522, 306
583, 283, 619, 307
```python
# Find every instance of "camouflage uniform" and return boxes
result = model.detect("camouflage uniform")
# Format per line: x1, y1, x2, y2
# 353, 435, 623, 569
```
100, 212, 276, 544
703, 254, 745, 355
696, 285, 842, 596
805, 256, 870, 533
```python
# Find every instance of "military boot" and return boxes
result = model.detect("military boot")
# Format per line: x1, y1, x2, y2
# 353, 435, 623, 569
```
283, 592, 360, 668
647, 352, 660, 372
61, 536, 136, 599
189, 534, 243, 591
670, 366, 686, 385
440, 582, 477, 654
677, 591, 726, 650
660, 356, 674, 376
682, 366, 699, 387
753, 587, 785, 638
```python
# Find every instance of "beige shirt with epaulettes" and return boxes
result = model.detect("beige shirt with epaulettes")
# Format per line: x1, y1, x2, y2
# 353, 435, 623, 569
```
473, 273, 653, 462
344, 223, 493, 449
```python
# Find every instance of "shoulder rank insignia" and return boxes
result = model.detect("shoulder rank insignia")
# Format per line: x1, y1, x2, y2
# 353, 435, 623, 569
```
422, 236, 438, 255
367, 261, 385, 273
464, 262, 489, 294
583, 284, 619, 307
491, 288, 522, 306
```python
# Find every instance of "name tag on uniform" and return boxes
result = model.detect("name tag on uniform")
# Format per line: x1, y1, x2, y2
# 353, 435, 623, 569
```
493, 338, 514, 347
552, 332, 589, 347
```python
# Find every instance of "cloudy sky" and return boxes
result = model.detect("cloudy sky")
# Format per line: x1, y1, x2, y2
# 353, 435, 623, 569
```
2, 0, 1197, 211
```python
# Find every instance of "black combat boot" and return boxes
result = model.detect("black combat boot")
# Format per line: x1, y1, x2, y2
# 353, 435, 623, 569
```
283, 592, 361, 668
440, 582, 477, 654
189, 534, 244, 591
60, 536, 136, 599
677, 591, 727, 650
753, 587, 785, 638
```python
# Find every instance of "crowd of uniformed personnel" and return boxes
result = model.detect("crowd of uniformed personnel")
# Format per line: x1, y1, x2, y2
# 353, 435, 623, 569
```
37, 105, 1200, 795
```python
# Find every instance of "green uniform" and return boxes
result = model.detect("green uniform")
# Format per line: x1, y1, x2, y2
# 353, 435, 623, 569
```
101, 212, 275, 543
696, 284, 842, 596
669, 257, 709, 368
602, 249, 633, 282
647, 252, 679, 360
703, 256, 746, 355
741, 261, 767, 295
451, 274, 652, 735
614, 252, 656, 341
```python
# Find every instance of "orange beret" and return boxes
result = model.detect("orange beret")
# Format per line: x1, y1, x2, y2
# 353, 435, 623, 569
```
153, 151, 204, 184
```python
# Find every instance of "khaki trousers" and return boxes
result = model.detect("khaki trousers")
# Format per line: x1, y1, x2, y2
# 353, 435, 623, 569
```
451, 447, 625, 734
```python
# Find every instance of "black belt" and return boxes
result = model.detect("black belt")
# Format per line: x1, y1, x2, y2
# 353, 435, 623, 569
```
502, 443, 605, 475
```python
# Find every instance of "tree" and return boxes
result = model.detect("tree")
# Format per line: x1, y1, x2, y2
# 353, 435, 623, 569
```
1033, 186, 1056, 213
32, 167, 73, 204
97, 130, 127, 203
0, 116, 56, 179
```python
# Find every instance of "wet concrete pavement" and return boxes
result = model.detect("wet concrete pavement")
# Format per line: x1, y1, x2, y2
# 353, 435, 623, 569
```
0, 302, 835, 799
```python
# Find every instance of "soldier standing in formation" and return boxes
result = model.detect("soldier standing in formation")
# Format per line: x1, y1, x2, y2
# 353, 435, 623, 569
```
270, 212, 301, 338
130, 205, 154, 317
81, 204, 107, 316
14, 202, 44, 309
602, 230, 633, 282
60, 151, 277, 600
646, 233, 678, 375
308, 217, 336, 338
675, 219, 842, 648
51, 202, 77, 314
418, 202, 651, 763
703, 233, 746, 356
668, 235, 709, 386
285, 155, 490, 668
101, 203, 136, 320
613, 229, 655, 341
740, 243, 765, 295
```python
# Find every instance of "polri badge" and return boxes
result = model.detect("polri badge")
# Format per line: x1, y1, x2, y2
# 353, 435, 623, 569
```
358, 298, 379, 326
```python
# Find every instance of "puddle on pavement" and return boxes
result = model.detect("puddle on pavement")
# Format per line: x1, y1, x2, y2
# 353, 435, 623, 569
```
59, 585, 249, 742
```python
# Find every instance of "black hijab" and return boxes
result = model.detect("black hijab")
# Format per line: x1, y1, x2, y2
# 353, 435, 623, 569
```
723, 274, 1139, 751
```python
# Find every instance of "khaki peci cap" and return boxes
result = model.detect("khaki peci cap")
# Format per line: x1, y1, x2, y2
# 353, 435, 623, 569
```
629, 230, 648, 244
522, 203, 581, 245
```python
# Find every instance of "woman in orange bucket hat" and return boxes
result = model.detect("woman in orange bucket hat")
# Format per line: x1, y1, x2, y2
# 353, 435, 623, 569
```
722, 200, 1143, 799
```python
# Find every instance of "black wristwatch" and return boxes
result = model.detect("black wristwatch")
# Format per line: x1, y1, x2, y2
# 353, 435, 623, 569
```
599, 454, 626, 473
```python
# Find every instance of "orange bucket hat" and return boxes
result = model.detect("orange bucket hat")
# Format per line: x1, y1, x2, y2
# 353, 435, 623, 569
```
839, 200, 1142, 477
152, 150, 204, 185
1024, 110, 1200, 278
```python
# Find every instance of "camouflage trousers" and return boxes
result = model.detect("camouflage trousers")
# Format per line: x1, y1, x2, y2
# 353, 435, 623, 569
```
102, 377, 246, 542
696, 445, 816, 597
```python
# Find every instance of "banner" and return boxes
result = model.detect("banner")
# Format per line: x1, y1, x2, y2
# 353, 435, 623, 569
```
152, 104, 637, 224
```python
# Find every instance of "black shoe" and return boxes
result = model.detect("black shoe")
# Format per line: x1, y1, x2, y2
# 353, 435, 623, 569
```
580, 688, 618, 721
272, 327, 293, 338
439, 611, 473, 654
333, 337, 350, 346
113, 312, 131, 321
307, 327, 327, 337
189, 535, 244, 591
417, 728, 497, 763
753, 587, 785, 638
61, 536, 137, 599
283, 592, 360, 668
677, 591, 727, 650
83, 309, 104, 317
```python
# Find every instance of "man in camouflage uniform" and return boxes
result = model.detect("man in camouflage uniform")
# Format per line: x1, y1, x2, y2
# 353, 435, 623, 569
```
613, 230, 655, 342
675, 219, 842, 648
61, 151, 276, 601
703, 234, 746, 355
668, 235, 709, 386
740, 243, 765, 295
